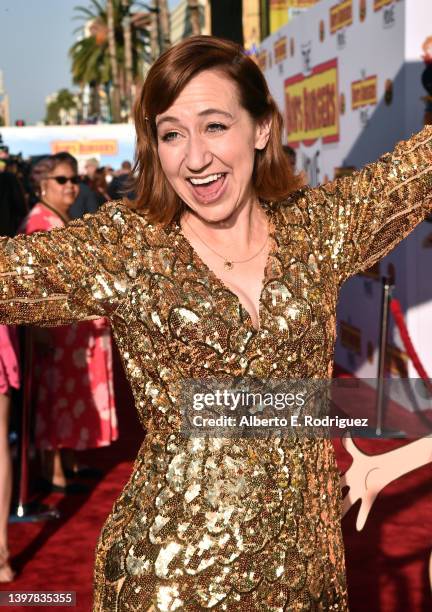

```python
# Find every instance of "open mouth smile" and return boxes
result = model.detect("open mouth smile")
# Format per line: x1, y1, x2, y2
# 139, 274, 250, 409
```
186, 173, 227, 203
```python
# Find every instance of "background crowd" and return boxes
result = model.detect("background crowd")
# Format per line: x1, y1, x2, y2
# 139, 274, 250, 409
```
0, 148, 133, 583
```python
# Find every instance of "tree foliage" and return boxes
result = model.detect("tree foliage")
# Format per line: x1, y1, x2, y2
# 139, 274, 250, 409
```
70, 0, 151, 89
45, 89, 77, 125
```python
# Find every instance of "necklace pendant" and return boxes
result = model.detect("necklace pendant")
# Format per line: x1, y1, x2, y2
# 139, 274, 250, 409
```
224, 260, 233, 270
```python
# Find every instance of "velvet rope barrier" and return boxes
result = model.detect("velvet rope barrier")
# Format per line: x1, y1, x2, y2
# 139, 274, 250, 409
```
390, 297, 432, 394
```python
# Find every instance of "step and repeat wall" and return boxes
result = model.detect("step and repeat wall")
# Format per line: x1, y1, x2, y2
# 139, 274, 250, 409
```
258, 0, 432, 412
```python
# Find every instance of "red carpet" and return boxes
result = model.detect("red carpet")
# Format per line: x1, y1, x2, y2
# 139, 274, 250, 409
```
3, 460, 136, 611
336, 437, 432, 612
1, 348, 142, 612
1, 360, 431, 611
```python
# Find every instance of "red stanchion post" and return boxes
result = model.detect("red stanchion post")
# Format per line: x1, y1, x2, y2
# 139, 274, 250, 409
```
390, 298, 432, 394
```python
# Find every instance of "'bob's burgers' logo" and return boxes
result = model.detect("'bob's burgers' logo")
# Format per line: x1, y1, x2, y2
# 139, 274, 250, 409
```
51, 140, 118, 156
285, 59, 339, 147
385, 344, 408, 377
319, 19, 325, 42
351, 75, 378, 109
374, 0, 394, 11
257, 49, 268, 71
330, 0, 353, 34
274, 37, 287, 64
340, 321, 361, 354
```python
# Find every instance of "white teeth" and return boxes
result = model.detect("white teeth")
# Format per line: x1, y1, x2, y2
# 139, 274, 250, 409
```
189, 173, 224, 185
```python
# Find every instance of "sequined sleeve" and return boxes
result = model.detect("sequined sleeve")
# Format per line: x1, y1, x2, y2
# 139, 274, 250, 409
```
298, 126, 432, 284
0, 201, 132, 326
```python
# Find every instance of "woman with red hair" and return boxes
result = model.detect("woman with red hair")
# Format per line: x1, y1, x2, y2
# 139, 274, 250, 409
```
0, 36, 431, 609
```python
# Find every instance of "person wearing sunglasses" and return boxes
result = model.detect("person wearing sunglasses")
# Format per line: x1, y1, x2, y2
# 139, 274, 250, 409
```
17, 155, 118, 495
47, 175, 80, 185
52, 151, 103, 221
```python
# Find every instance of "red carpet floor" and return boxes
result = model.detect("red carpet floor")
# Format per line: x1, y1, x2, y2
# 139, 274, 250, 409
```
1, 360, 431, 611
1, 349, 142, 612
336, 437, 432, 612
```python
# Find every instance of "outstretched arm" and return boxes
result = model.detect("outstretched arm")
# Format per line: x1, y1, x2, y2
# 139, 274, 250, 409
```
340, 435, 432, 530
0, 202, 133, 326
282, 126, 432, 284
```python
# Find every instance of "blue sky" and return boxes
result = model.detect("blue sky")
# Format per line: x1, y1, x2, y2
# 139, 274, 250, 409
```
0, 0, 180, 125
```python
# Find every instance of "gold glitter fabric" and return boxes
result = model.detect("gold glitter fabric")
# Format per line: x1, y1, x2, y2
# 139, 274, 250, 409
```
1, 127, 432, 611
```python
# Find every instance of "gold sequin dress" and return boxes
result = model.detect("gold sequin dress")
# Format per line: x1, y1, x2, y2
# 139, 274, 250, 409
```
1, 128, 431, 611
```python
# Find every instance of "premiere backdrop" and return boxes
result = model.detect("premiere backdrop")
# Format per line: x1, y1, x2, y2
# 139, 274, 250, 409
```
258, 0, 432, 416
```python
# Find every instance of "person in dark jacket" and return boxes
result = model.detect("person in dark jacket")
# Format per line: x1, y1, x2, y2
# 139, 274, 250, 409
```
0, 172, 28, 235
107, 160, 135, 201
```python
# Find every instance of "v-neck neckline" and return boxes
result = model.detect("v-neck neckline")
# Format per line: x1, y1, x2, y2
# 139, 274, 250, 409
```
174, 202, 278, 333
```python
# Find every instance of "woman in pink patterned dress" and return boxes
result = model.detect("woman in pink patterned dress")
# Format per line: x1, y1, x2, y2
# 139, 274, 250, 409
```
0, 171, 26, 582
0, 325, 19, 583
23, 155, 118, 493
0, 324, 19, 582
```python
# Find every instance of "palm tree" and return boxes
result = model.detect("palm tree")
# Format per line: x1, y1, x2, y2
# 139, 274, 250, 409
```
70, 0, 151, 121
156, 0, 171, 53
149, 9, 159, 61
107, 0, 121, 121
45, 89, 77, 125
187, 0, 201, 36
121, 0, 134, 113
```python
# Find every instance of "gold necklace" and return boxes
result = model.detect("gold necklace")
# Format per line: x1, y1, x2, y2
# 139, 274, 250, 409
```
183, 217, 269, 270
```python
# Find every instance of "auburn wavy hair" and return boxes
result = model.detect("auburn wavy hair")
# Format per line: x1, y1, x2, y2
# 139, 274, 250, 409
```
131, 35, 302, 224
